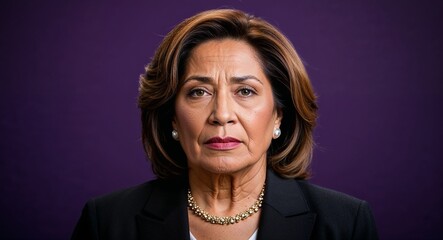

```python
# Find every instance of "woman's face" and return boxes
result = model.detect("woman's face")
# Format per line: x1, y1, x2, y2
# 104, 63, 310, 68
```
173, 39, 281, 175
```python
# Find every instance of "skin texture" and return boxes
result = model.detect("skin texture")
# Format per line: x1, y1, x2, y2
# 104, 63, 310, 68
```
173, 39, 282, 239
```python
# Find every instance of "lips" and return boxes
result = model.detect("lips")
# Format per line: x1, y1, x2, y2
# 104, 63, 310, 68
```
204, 137, 241, 150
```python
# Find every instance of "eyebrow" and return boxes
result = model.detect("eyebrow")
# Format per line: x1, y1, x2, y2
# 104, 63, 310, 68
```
184, 75, 263, 85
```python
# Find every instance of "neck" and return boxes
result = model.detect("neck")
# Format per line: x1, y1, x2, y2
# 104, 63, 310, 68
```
187, 161, 266, 216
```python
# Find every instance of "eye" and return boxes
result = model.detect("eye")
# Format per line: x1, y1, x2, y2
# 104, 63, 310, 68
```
237, 87, 256, 97
188, 88, 209, 97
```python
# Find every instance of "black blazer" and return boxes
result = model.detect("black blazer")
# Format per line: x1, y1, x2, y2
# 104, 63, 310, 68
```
72, 170, 378, 239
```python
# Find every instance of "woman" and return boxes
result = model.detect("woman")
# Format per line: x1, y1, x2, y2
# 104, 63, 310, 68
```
72, 9, 378, 240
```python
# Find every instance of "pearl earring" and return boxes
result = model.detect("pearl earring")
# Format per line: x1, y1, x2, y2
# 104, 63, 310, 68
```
273, 128, 281, 139
172, 130, 179, 140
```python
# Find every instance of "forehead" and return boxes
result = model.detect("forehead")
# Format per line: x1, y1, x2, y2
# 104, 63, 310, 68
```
190, 39, 258, 59
185, 39, 263, 73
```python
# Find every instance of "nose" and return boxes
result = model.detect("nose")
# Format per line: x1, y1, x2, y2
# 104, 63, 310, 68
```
208, 91, 236, 126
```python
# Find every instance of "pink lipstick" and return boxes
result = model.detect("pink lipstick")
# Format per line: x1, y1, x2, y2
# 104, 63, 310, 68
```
204, 137, 241, 150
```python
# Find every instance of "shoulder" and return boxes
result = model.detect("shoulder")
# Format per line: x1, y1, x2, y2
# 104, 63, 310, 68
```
260, 170, 378, 239
89, 177, 179, 216
297, 180, 364, 213
72, 178, 178, 240
266, 169, 367, 216
92, 180, 153, 210
78, 180, 157, 227
296, 180, 378, 239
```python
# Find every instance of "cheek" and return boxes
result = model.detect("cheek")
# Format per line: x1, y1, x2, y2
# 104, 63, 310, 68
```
245, 107, 276, 138
175, 106, 204, 138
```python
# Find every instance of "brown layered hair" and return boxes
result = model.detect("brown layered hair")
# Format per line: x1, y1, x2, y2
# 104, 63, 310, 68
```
138, 9, 317, 179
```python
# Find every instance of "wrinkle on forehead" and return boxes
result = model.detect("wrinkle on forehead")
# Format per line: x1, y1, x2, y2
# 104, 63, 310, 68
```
184, 39, 264, 84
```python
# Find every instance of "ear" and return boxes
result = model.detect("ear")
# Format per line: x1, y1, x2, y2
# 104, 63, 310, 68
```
172, 116, 177, 130
274, 107, 283, 128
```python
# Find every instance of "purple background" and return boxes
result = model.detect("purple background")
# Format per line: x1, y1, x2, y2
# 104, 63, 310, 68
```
1, 1, 442, 239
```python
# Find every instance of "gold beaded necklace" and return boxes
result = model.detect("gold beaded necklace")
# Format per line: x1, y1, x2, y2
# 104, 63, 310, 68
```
187, 185, 265, 225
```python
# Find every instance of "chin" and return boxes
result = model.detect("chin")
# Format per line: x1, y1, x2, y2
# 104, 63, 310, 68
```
200, 158, 254, 175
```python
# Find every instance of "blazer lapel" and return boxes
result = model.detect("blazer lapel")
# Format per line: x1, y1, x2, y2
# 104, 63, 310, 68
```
135, 178, 190, 240
257, 170, 316, 240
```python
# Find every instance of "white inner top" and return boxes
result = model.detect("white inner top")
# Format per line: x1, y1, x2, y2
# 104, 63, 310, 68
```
190, 229, 258, 240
